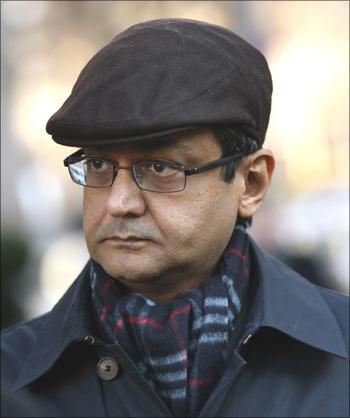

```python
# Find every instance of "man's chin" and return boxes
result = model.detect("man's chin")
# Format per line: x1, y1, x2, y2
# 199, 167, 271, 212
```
93, 241, 160, 276
97, 257, 164, 284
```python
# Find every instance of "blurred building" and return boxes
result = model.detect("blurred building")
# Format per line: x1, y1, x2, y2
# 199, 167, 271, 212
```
1, 1, 348, 328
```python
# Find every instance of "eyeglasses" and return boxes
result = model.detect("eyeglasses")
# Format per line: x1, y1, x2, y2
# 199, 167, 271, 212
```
63, 149, 249, 193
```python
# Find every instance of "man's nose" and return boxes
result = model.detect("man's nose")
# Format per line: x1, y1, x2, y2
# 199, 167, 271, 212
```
105, 169, 146, 218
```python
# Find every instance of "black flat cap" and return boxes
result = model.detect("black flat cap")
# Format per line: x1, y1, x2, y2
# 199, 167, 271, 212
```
46, 18, 272, 147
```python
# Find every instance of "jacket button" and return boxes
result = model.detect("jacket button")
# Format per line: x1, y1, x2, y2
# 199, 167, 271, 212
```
97, 357, 119, 380
84, 335, 96, 345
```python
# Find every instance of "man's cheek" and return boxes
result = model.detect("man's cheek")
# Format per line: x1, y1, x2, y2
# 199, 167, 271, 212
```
158, 208, 196, 240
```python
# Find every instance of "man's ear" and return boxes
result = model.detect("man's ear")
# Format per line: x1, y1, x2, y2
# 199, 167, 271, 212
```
238, 149, 275, 218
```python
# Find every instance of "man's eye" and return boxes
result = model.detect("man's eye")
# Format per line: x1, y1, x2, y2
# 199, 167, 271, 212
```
87, 159, 107, 170
153, 161, 167, 173
149, 161, 177, 175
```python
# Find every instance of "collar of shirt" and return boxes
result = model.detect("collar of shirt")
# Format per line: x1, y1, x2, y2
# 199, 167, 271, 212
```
13, 238, 348, 391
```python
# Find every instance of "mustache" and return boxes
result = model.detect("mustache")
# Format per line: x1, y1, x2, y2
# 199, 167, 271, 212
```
95, 219, 163, 242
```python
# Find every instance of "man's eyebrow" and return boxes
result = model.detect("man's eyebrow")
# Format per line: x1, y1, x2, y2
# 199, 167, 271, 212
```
140, 139, 193, 154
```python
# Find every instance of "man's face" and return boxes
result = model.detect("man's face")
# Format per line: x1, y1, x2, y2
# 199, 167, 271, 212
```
83, 129, 246, 299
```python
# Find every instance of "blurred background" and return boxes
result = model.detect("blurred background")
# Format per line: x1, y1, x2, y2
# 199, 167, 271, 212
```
1, 1, 349, 329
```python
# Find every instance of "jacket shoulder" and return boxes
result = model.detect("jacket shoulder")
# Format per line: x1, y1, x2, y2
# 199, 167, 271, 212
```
2, 313, 49, 342
1, 314, 49, 380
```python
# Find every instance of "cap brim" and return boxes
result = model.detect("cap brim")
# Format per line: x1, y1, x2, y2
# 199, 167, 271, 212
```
52, 125, 200, 148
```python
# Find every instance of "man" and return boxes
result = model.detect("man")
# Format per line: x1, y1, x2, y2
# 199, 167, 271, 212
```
1, 18, 348, 418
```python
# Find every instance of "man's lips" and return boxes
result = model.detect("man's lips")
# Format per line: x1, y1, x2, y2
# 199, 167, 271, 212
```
102, 235, 150, 249
102, 235, 150, 242
110, 237, 147, 242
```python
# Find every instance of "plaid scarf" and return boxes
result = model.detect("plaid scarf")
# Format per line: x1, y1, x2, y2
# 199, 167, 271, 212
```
90, 225, 251, 417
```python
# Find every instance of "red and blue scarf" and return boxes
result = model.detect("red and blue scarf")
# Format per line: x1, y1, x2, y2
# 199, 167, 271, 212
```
90, 225, 251, 417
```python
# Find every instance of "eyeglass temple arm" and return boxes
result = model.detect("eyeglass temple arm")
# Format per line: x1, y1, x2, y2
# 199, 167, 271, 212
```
184, 151, 248, 176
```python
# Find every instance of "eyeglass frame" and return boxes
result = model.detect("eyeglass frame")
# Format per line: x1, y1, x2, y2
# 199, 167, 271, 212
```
63, 148, 252, 192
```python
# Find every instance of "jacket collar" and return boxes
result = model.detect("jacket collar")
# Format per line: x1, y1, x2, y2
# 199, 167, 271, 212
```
13, 238, 348, 391
248, 239, 348, 359
13, 262, 95, 391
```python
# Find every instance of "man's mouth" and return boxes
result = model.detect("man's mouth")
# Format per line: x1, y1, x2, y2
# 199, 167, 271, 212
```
102, 235, 150, 247
108, 234, 148, 241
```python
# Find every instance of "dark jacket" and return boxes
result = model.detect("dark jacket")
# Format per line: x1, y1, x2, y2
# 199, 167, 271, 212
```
1, 239, 349, 417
